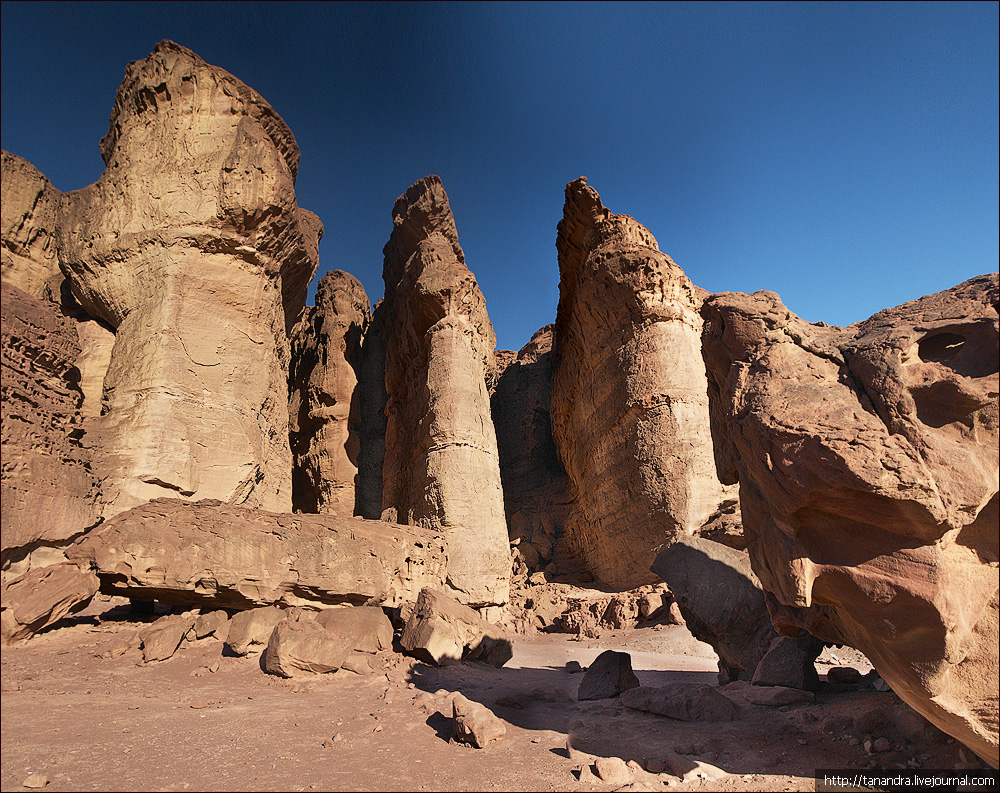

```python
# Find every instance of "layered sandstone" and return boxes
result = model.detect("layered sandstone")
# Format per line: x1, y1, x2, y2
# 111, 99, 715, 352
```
289, 270, 370, 515
551, 177, 731, 588
1, 151, 64, 299
490, 325, 573, 573
57, 40, 320, 518
0, 285, 100, 568
378, 176, 509, 607
701, 274, 999, 766
65, 498, 448, 610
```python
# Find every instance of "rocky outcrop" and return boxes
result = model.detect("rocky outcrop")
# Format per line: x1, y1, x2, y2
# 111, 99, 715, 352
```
551, 177, 731, 589
491, 325, 573, 575
1, 284, 100, 569
378, 176, 509, 606
289, 270, 370, 515
701, 274, 999, 766
57, 41, 320, 518
1, 151, 64, 300
64, 498, 448, 611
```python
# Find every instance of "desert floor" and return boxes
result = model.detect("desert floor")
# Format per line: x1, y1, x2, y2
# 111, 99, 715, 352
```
0, 596, 973, 792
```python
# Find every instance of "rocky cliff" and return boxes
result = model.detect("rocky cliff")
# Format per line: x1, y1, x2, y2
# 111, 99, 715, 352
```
702, 274, 999, 766
551, 177, 732, 589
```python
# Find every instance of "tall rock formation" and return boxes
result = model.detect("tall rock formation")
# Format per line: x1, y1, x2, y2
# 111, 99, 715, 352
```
378, 176, 510, 607
55, 41, 321, 517
491, 325, 573, 572
551, 177, 731, 589
701, 274, 999, 767
289, 270, 370, 515
0, 285, 100, 570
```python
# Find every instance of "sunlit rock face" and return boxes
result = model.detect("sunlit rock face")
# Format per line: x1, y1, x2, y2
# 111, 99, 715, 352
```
288, 270, 370, 516
701, 274, 999, 767
551, 177, 732, 589
378, 175, 510, 607
57, 41, 321, 517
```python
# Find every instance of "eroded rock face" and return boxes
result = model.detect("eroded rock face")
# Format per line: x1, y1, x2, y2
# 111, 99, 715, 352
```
379, 176, 509, 606
1, 151, 64, 300
289, 270, 370, 515
64, 498, 448, 611
701, 274, 999, 766
491, 325, 573, 574
551, 177, 732, 589
57, 41, 321, 518
0, 285, 100, 568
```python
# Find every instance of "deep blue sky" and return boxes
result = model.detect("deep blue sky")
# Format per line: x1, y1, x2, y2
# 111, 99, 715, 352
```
2, 2, 997, 351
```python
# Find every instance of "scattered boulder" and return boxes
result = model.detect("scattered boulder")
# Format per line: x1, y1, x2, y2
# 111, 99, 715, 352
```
621, 684, 740, 722
226, 606, 288, 656
262, 616, 355, 677
751, 635, 822, 691
379, 175, 510, 607
745, 685, 816, 707
664, 753, 728, 782
140, 613, 197, 662
193, 610, 230, 640
315, 606, 393, 654
827, 666, 863, 686
577, 650, 640, 701
401, 588, 511, 667
1, 563, 100, 645
551, 177, 733, 588
452, 693, 506, 748
593, 757, 632, 785
701, 274, 999, 766
66, 499, 447, 611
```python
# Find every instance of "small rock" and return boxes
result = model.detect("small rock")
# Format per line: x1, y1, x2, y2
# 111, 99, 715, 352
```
864, 739, 874, 755
874, 737, 892, 753
333, 732, 343, 743
594, 757, 631, 786
576, 764, 600, 785
665, 753, 728, 783
565, 660, 584, 673
22, 775, 48, 789
452, 693, 506, 748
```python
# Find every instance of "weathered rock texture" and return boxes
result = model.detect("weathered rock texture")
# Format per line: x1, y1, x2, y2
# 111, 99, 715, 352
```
1, 284, 100, 567
0, 562, 100, 645
378, 176, 509, 606
701, 274, 999, 766
64, 498, 448, 611
491, 325, 574, 574
1, 151, 65, 300
289, 270, 370, 515
56, 40, 321, 518
551, 177, 731, 589
401, 587, 512, 667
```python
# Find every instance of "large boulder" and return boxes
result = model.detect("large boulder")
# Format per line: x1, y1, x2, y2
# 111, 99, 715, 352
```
1, 285, 100, 569
551, 177, 732, 588
289, 270, 371, 515
262, 615, 356, 677
400, 587, 511, 667
621, 684, 740, 722
701, 274, 999, 766
0, 562, 100, 646
577, 650, 640, 701
651, 536, 820, 685
57, 41, 321, 518
378, 176, 510, 607
65, 498, 448, 611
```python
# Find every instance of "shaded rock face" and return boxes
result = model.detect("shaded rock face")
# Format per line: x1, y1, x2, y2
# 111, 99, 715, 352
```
57, 41, 321, 518
701, 274, 999, 766
0, 285, 100, 568
490, 325, 573, 574
1, 151, 65, 300
551, 177, 731, 589
289, 270, 371, 515
65, 498, 448, 611
378, 176, 509, 607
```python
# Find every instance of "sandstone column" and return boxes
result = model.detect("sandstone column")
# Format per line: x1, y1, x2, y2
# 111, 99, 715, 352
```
378, 176, 510, 607
57, 41, 321, 517
551, 177, 731, 589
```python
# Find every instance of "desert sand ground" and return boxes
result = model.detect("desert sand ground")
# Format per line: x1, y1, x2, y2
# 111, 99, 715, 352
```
0, 595, 974, 792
